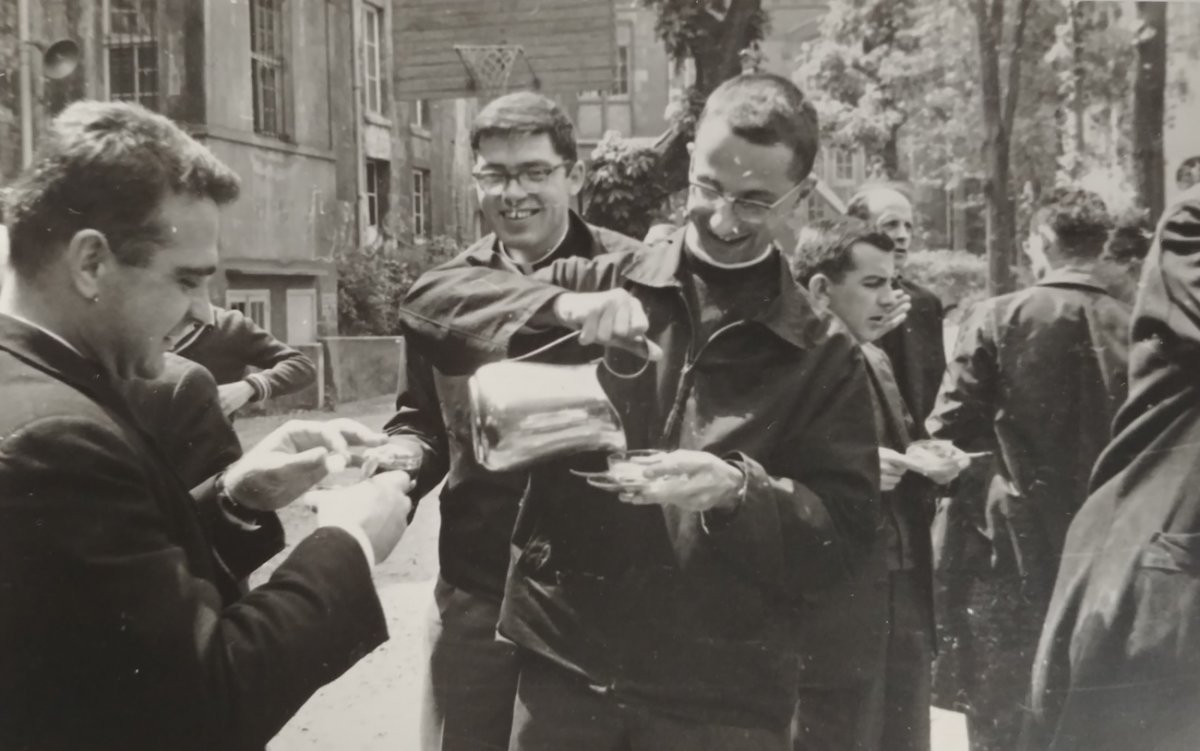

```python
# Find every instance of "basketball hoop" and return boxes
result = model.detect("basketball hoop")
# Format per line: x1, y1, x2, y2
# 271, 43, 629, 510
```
455, 44, 537, 101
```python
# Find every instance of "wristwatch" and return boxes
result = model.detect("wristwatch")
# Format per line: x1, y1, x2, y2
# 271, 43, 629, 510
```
214, 471, 261, 530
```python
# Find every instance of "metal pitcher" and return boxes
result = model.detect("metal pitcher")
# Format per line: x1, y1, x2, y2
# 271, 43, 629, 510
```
468, 360, 626, 472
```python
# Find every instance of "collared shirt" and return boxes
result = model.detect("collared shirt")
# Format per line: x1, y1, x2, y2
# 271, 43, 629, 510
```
0, 312, 85, 357
497, 221, 571, 273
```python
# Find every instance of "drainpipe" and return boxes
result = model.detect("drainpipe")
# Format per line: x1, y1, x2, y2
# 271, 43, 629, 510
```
350, 0, 365, 248
18, 0, 33, 167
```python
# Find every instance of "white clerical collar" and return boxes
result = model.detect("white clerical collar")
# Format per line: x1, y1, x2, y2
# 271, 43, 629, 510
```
682, 228, 777, 270
2, 311, 86, 357
498, 221, 571, 272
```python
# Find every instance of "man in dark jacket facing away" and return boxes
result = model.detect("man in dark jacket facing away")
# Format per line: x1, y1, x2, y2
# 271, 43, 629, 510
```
927, 187, 1130, 751
1026, 184, 1200, 751
379, 92, 642, 751
400, 73, 882, 751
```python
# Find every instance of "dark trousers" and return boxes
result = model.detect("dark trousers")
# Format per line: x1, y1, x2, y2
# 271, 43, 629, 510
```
864, 571, 933, 751
508, 652, 790, 751
420, 576, 521, 751
792, 571, 932, 751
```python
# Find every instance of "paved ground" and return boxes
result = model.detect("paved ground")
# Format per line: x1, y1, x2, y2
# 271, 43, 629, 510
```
239, 398, 970, 751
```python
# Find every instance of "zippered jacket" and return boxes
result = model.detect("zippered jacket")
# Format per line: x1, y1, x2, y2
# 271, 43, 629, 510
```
399, 230, 882, 729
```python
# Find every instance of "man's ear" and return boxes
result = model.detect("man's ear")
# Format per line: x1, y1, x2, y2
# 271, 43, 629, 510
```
807, 273, 832, 311
64, 229, 114, 301
566, 159, 587, 198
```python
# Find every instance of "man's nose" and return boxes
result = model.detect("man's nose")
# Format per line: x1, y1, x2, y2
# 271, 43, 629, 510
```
500, 175, 529, 201
880, 284, 898, 306
188, 286, 213, 326
707, 200, 741, 237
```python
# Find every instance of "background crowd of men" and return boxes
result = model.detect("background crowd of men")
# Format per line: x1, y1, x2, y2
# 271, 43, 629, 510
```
0, 68, 1197, 751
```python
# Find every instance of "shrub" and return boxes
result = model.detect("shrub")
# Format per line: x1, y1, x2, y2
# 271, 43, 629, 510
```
336, 236, 460, 335
903, 249, 988, 324
582, 131, 668, 241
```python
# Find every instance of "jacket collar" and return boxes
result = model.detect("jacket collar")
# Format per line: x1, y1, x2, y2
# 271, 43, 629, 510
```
1036, 265, 1112, 295
0, 313, 117, 408
464, 210, 599, 271
623, 228, 829, 350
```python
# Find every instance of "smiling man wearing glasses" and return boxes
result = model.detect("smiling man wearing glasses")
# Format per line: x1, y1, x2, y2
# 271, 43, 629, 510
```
379, 92, 643, 751
398, 74, 883, 751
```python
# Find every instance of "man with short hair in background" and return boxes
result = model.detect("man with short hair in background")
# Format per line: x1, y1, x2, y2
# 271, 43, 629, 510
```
846, 186, 945, 425
791, 216, 962, 751
928, 187, 1130, 751
379, 91, 643, 750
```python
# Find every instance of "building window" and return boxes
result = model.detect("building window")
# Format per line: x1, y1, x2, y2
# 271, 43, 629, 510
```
250, 0, 288, 138
227, 289, 272, 332
105, 0, 158, 110
412, 168, 432, 239
582, 23, 632, 99
362, 3, 384, 116
808, 193, 829, 221
365, 158, 390, 234
612, 25, 631, 97
413, 99, 431, 129
834, 147, 854, 182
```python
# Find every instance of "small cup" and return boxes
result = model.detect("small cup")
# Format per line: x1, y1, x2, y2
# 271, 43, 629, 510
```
358, 441, 424, 477
606, 449, 667, 484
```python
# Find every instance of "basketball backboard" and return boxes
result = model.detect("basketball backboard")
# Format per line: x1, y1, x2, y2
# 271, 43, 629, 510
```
393, 0, 617, 100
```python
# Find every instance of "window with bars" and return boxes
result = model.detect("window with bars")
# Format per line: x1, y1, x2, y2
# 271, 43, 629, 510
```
105, 0, 159, 110
250, 0, 289, 138
412, 169, 432, 240
582, 23, 632, 99
227, 290, 272, 332
613, 25, 631, 97
362, 3, 384, 115
366, 158, 390, 233
834, 147, 855, 182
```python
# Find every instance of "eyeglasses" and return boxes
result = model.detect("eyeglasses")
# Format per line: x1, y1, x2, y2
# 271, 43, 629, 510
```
472, 163, 570, 193
687, 179, 806, 225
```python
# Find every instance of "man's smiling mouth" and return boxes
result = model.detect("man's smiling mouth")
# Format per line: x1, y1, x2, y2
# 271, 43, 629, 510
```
502, 208, 540, 220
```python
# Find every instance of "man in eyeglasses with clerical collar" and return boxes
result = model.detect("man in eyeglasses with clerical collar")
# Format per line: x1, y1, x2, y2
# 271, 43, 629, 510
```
398, 74, 883, 751
378, 92, 644, 751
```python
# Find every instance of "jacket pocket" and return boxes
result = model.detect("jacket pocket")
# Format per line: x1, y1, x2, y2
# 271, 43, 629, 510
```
1139, 531, 1200, 574
1127, 532, 1200, 672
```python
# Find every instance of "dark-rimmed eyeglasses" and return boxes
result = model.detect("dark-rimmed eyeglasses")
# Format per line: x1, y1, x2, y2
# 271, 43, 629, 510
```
472, 163, 571, 193
687, 179, 806, 225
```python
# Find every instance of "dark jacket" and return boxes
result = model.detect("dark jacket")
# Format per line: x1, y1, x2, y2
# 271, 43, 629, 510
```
400, 231, 882, 729
928, 266, 1130, 608
174, 307, 315, 402
1027, 187, 1200, 751
384, 212, 638, 600
0, 315, 385, 751
118, 352, 285, 576
862, 343, 935, 626
880, 276, 945, 424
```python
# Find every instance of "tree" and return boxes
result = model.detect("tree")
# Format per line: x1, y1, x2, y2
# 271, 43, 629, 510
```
970, 0, 1035, 294
793, 0, 930, 179
582, 1, 769, 236
644, 0, 769, 194
1133, 1, 1166, 218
